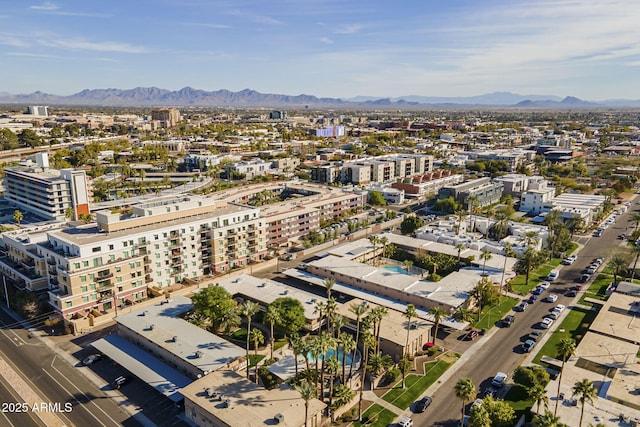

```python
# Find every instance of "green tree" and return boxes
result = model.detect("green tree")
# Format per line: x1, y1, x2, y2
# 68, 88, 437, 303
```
572, 379, 597, 427
368, 190, 387, 206
455, 377, 477, 426
18, 129, 42, 147
513, 365, 550, 389
270, 297, 305, 335
239, 301, 260, 379
480, 249, 493, 275
338, 332, 355, 384
348, 302, 369, 378
403, 259, 413, 272
429, 306, 447, 346
332, 384, 355, 415
400, 215, 424, 235
249, 328, 264, 383
191, 286, 236, 332
13, 210, 23, 227
295, 380, 316, 427
287, 333, 305, 376
265, 304, 281, 361
477, 395, 515, 426
325, 356, 340, 414
0, 128, 19, 150
609, 255, 627, 283
398, 357, 413, 389
403, 303, 417, 357
533, 410, 565, 427
529, 384, 549, 415
555, 338, 576, 415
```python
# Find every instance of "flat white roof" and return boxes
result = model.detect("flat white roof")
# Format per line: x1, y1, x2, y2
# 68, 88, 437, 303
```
116, 295, 244, 373
91, 334, 191, 402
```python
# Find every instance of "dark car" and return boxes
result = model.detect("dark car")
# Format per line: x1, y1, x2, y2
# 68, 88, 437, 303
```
528, 295, 537, 304
516, 301, 529, 312
565, 290, 577, 297
579, 274, 591, 283
112, 375, 131, 389
415, 396, 432, 412
502, 315, 515, 327
464, 329, 479, 340
532, 287, 544, 295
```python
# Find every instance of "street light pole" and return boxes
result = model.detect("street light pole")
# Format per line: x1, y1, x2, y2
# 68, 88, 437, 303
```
2, 275, 9, 308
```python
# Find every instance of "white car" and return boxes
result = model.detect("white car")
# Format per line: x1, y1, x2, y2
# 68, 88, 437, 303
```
562, 256, 577, 265
553, 304, 566, 313
398, 416, 414, 427
538, 281, 551, 290
545, 294, 558, 303
545, 311, 560, 320
541, 318, 554, 329
547, 270, 559, 281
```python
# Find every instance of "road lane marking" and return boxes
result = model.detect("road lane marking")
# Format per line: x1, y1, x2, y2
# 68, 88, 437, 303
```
49, 355, 122, 427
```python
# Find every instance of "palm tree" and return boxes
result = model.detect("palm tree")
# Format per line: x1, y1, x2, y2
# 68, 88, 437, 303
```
332, 384, 355, 419
318, 332, 335, 400
330, 313, 346, 339
378, 236, 389, 266
398, 357, 413, 389
500, 242, 515, 296
348, 302, 369, 378
572, 379, 597, 427
528, 384, 549, 415
453, 306, 474, 323
533, 410, 563, 427
325, 297, 338, 335
314, 301, 328, 333
368, 235, 379, 263
455, 243, 466, 263
239, 301, 260, 379
64, 207, 75, 221
523, 230, 540, 248
13, 210, 23, 227
357, 332, 375, 421
323, 277, 335, 300
555, 338, 576, 415
287, 333, 305, 376
454, 377, 476, 427
480, 249, 493, 275
338, 332, 355, 384
454, 208, 466, 235
403, 259, 413, 273
308, 336, 323, 392
429, 306, 447, 346
218, 307, 241, 334
609, 255, 627, 283
403, 304, 417, 357
249, 328, 264, 383
631, 244, 640, 281
383, 242, 397, 259
521, 246, 539, 287
631, 212, 640, 233
371, 306, 388, 354
325, 356, 340, 413
265, 304, 281, 361
295, 380, 316, 427
366, 352, 393, 390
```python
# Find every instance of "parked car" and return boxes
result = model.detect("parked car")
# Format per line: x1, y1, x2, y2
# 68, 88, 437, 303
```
414, 396, 432, 413
585, 266, 597, 275
545, 311, 560, 320
491, 372, 507, 388
532, 287, 544, 296
547, 270, 559, 281
528, 295, 538, 304
529, 330, 543, 341
502, 315, 515, 327
464, 329, 480, 340
540, 318, 554, 329
565, 290, 577, 297
570, 284, 583, 291
579, 274, 591, 283
545, 294, 558, 303
522, 340, 536, 352
517, 301, 529, 312
111, 375, 131, 389
538, 281, 551, 289
82, 354, 102, 366
553, 304, 566, 313
398, 416, 414, 427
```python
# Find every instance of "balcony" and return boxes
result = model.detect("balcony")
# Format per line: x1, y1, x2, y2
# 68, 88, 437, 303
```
145, 276, 153, 283
96, 272, 113, 280
98, 281, 114, 290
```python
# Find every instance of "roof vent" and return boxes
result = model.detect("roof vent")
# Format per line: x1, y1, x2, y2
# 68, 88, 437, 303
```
274, 413, 284, 423
143, 310, 149, 316
171, 336, 177, 342
148, 324, 155, 330
223, 398, 232, 408
195, 350, 203, 359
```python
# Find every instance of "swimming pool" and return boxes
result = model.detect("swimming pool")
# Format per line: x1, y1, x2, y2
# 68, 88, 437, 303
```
306, 348, 361, 370
382, 265, 412, 275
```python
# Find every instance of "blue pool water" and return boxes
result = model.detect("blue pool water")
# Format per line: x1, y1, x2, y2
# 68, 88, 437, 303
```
382, 265, 412, 275
307, 348, 361, 368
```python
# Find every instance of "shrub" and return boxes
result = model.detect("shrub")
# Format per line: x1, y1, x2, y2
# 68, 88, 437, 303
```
385, 368, 401, 383
427, 347, 438, 357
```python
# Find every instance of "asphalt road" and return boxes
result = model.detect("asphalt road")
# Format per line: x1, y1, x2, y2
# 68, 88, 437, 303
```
417, 198, 636, 426
0, 310, 139, 427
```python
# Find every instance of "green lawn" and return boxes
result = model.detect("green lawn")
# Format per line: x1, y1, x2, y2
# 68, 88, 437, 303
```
504, 384, 535, 422
510, 255, 568, 295
248, 354, 265, 367
382, 358, 454, 410
532, 306, 599, 365
472, 296, 519, 330
352, 404, 397, 427
578, 274, 612, 306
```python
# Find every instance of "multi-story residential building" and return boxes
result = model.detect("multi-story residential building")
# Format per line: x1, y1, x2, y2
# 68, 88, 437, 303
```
230, 159, 273, 179
26, 106, 48, 116
151, 108, 180, 128
340, 163, 371, 184
494, 173, 531, 196
464, 149, 535, 172
0, 195, 266, 324
519, 177, 555, 214
4, 153, 91, 221
438, 177, 503, 208
391, 171, 464, 199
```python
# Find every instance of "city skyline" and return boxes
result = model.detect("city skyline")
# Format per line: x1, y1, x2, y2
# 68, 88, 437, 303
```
1, 1, 639, 101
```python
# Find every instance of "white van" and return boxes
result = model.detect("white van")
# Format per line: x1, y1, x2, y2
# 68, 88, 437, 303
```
547, 270, 559, 281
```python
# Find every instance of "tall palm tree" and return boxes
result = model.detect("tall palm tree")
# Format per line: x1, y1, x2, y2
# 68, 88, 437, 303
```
249, 328, 264, 383
338, 332, 355, 384
533, 410, 563, 427
500, 242, 514, 296
555, 338, 576, 415
631, 244, 640, 280
454, 377, 476, 427
308, 336, 323, 392
330, 313, 346, 339
429, 306, 447, 346
357, 332, 375, 421
314, 301, 328, 333
368, 235, 379, 263
295, 380, 317, 427
403, 259, 413, 272
572, 379, 597, 427
366, 352, 393, 390
398, 357, 413, 389
325, 297, 338, 335
521, 246, 539, 287
453, 306, 474, 323
265, 304, 281, 361
318, 332, 335, 400
13, 210, 23, 228
239, 301, 260, 379
287, 333, 305, 376
528, 384, 549, 415
323, 277, 335, 300
403, 304, 417, 357
523, 230, 540, 248
454, 208, 467, 235
378, 236, 389, 266
609, 255, 627, 283
631, 212, 640, 233
325, 356, 340, 412
480, 249, 493, 275
372, 306, 388, 354
348, 302, 369, 379
332, 384, 355, 420
455, 243, 466, 263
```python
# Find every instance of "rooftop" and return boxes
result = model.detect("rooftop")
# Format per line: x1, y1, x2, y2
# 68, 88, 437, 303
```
589, 292, 640, 345
116, 295, 244, 374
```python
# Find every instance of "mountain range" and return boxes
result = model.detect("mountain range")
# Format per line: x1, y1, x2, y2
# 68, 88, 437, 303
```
1, 87, 639, 108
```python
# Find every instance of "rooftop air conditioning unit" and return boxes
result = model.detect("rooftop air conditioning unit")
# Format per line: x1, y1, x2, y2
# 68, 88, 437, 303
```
223, 399, 231, 408
171, 336, 177, 342
149, 324, 155, 330
195, 350, 203, 358
274, 413, 284, 424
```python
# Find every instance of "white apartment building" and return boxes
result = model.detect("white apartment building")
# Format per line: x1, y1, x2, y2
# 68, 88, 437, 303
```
519, 177, 555, 214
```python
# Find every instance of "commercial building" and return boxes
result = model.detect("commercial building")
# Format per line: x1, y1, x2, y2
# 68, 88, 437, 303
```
316, 125, 345, 137
438, 177, 504, 208
391, 171, 464, 199
181, 369, 325, 427
4, 153, 91, 221
151, 108, 180, 128
26, 106, 48, 116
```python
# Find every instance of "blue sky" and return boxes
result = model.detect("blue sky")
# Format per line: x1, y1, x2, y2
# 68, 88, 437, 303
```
1, 0, 639, 100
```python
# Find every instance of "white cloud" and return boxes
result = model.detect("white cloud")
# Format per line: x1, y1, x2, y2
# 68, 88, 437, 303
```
6, 52, 59, 59
30, 2, 58, 11
38, 38, 147, 54
334, 24, 363, 35
319, 37, 333, 44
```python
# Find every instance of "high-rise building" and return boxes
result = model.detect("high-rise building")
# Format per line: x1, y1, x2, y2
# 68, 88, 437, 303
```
3, 154, 91, 221
151, 108, 180, 128
26, 106, 48, 116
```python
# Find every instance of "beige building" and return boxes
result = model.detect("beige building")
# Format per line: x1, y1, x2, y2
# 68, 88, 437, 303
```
151, 108, 180, 128
181, 370, 325, 427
